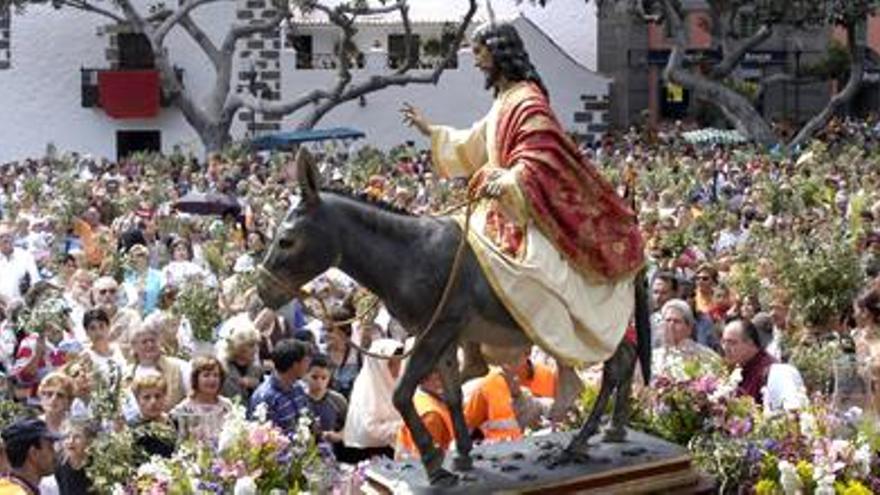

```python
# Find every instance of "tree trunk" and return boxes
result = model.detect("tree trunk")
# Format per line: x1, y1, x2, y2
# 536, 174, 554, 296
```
787, 24, 865, 151
199, 124, 232, 153
666, 66, 779, 146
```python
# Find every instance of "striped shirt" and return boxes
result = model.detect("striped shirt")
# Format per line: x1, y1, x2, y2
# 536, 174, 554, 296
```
248, 374, 310, 432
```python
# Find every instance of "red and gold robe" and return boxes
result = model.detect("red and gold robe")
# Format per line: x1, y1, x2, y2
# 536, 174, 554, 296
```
431, 82, 644, 366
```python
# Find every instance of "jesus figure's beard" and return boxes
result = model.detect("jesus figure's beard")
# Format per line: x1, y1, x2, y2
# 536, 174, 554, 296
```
484, 66, 503, 93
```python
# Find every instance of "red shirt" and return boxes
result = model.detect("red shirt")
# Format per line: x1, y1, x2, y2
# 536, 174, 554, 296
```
737, 350, 778, 403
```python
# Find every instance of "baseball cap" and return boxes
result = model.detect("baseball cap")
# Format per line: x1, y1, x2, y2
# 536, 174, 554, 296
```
1, 419, 64, 448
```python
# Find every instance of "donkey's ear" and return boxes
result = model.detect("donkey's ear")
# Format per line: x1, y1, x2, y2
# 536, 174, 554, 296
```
295, 147, 321, 205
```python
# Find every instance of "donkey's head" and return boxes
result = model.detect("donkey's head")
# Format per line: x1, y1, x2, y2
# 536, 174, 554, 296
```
257, 148, 341, 309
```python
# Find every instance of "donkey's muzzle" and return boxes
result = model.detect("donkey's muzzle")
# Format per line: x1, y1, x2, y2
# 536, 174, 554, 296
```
255, 264, 301, 309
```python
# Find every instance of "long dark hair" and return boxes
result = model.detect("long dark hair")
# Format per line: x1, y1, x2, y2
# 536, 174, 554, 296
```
471, 23, 548, 98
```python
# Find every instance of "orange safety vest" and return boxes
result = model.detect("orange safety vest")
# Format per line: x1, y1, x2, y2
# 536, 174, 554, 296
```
465, 371, 522, 441
396, 389, 455, 457
521, 362, 557, 399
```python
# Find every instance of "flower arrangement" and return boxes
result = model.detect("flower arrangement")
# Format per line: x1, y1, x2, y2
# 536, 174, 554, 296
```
692, 401, 880, 494
211, 404, 336, 493
636, 361, 752, 445
593, 353, 880, 493
172, 281, 222, 343
94, 404, 336, 494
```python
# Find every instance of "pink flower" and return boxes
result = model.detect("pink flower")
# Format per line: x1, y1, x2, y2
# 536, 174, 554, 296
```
215, 459, 248, 479
691, 375, 718, 395
725, 417, 752, 437
248, 427, 270, 447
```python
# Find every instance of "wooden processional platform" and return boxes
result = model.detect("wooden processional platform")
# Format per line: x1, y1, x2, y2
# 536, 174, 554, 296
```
363, 430, 712, 494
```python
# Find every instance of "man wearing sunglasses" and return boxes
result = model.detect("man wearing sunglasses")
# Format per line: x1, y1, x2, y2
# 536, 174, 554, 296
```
91, 277, 141, 360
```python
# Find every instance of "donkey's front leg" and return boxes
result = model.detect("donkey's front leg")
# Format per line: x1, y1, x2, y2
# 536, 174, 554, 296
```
437, 348, 473, 471
392, 345, 457, 486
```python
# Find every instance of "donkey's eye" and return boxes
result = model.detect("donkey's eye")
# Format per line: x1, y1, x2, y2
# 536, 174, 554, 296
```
278, 238, 295, 250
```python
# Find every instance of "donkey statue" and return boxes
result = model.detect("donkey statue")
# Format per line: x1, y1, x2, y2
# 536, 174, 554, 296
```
256, 149, 651, 486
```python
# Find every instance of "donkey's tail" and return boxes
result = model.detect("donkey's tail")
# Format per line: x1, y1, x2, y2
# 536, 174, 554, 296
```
634, 269, 652, 385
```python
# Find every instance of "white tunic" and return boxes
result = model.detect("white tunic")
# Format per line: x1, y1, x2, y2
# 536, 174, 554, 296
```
430, 84, 634, 366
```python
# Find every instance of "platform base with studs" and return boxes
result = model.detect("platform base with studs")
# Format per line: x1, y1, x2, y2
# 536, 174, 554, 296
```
363, 429, 712, 494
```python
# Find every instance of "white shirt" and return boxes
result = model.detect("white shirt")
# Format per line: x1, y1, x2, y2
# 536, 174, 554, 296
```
0, 247, 40, 302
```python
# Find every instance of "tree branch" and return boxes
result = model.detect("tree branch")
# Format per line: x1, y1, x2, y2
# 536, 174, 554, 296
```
337, 1, 407, 15
396, 2, 415, 74
707, 1, 724, 50
296, 0, 478, 129
754, 73, 822, 103
221, 11, 287, 54
789, 22, 865, 149
709, 23, 773, 79
661, 0, 687, 80
662, 0, 777, 145
759, 73, 822, 87
178, 13, 222, 71
114, 0, 149, 31
309, 0, 356, 95
226, 88, 333, 117
217, 2, 289, 125
154, 0, 218, 44
59, 0, 124, 23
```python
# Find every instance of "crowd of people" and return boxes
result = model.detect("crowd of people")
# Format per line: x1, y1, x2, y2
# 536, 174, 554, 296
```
0, 112, 878, 492
0, 137, 566, 493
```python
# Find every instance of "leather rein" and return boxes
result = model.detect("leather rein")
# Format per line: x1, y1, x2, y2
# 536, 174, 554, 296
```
256, 196, 478, 360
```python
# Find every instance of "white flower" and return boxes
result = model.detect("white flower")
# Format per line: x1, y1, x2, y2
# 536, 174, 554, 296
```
814, 473, 836, 495
218, 404, 247, 452
709, 367, 741, 403
799, 411, 817, 439
294, 412, 314, 444
844, 406, 863, 424
728, 367, 743, 387
254, 402, 269, 423
854, 443, 872, 478
234, 476, 258, 495
137, 459, 171, 481
778, 460, 802, 495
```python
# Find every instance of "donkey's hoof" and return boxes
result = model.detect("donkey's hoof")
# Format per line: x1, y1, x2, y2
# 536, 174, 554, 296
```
560, 444, 591, 465
429, 468, 459, 487
453, 454, 474, 471
602, 427, 627, 443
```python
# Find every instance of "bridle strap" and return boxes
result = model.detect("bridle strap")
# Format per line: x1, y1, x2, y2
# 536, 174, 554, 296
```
257, 196, 480, 361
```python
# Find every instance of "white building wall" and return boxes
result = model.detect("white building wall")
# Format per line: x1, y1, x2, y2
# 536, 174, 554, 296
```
278, 16, 610, 150
0, 2, 236, 162
0, 7, 605, 161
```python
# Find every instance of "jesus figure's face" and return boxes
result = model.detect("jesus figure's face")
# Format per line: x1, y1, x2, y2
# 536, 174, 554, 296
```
474, 42, 501, 91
